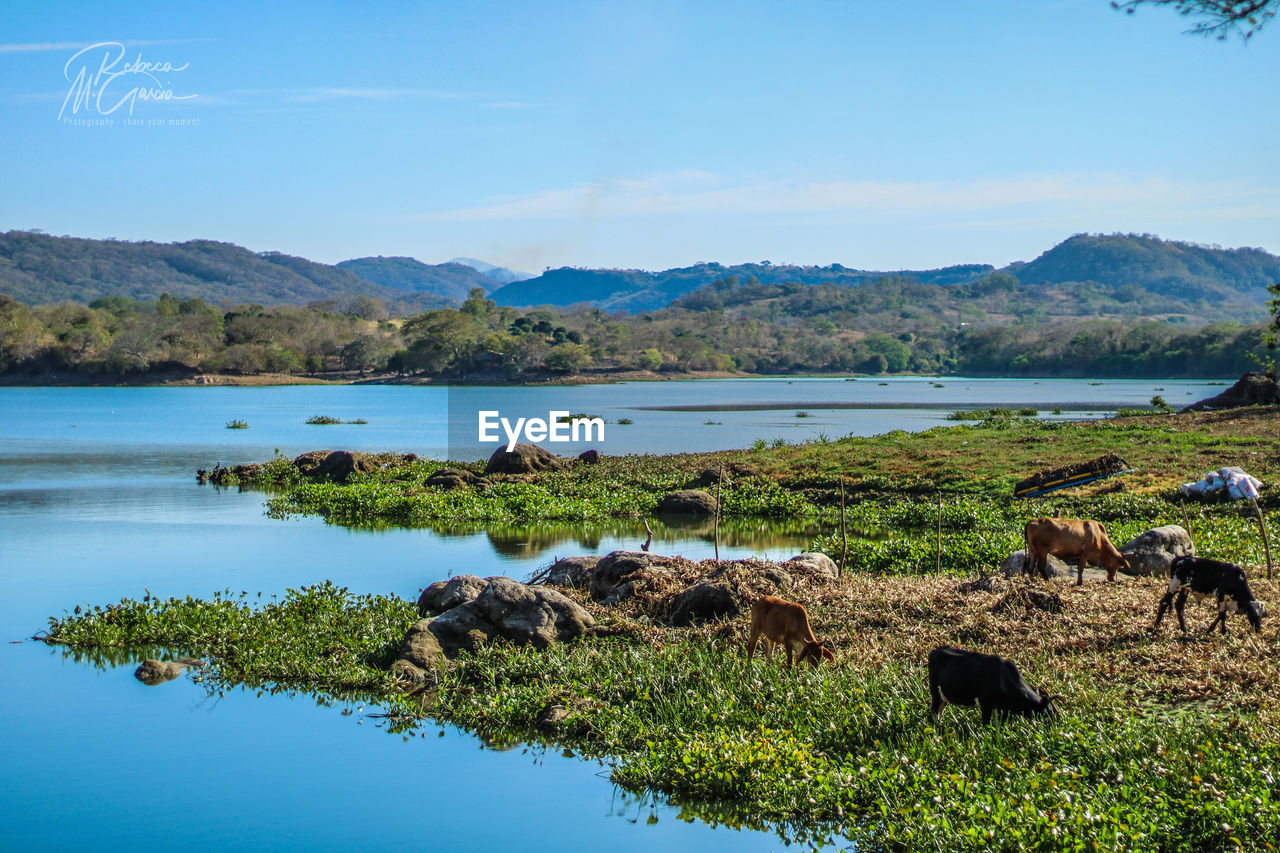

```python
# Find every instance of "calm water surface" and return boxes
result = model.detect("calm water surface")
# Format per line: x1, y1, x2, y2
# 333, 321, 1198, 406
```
0, 378, 1219, 851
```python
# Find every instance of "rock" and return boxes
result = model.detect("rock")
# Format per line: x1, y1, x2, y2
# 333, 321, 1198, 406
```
991, 588, 1064, 615
293, 450, 377, 483
658, 489, 719, 517
542, 556, 600, 589
425, 468, 487, 490
1000, 550, 1069, 579
1183, 372, 1280, 412
784, 552, 839, 579
665, 581, 738, 626
484, 443, 566, 475
134, 658, 203, 686
684, 463, 759, 488
589, 550, 673, 600
577, 449, 601, 465
418, 574, 488, 617
1119, 525, 1195, 577
394, 577, 595, 675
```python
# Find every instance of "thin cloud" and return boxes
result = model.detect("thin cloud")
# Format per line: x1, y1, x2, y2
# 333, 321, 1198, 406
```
0, 38, 203, 54
414, 171, 1279, 225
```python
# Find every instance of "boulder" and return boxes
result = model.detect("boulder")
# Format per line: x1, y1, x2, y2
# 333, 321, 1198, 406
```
542, 555, 600, 589
589, 550, 673, 600
658, 489, 718, 517
484, 443, 566, 475
293, 450, 377, 484
134, 658, 203, 686
684, 463, 759, 488
418, 574, 488, 617
394, 577, 594, 679
665, 581, 738, 626
1119, 525, 1195, 577
425, 468, 487, 490
1000, 550, 1069, 580
577, 449, 601, 465
1182, 372, 1280, 412
784, 552, 840, 579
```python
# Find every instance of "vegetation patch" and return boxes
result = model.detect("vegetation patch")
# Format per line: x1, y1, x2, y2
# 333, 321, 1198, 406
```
225, 419, 248, 429
306, 414, 368, 425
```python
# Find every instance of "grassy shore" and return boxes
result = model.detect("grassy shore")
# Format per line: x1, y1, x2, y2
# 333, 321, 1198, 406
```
47, 406, 1280, 850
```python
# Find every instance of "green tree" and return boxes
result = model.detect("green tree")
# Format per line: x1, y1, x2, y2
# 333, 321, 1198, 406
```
1113, 0, 1275, 38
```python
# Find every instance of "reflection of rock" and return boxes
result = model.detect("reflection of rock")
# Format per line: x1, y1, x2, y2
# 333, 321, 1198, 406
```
418, 574, 488, 617
1119, 525, 1194, 576
1183, 372, 1280, 412
294, 450, 377, 484
394, 577, 594, 683
784, 552, 839, 579
134, 658, 204, 686
542, 556, 600, 589
1000, 550, 1068, 579
484, 443, 566, 475
425, 468, 488, 490
665, 581, 737, 626
658, 489, 718, 517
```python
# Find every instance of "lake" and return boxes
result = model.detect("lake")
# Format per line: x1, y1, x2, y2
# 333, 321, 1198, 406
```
0, 377, 1220, 850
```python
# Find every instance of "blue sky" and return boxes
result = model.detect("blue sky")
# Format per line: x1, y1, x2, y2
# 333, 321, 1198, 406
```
1, 0, 1277, 273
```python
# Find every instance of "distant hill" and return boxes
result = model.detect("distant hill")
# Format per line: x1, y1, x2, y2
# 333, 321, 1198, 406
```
335, 256, 497, 304
0, 231, 448, 309
1005, 234, 1280, 303
449, 257, 535, 285
490, 261, 996, 312
490, 234, 1280, 311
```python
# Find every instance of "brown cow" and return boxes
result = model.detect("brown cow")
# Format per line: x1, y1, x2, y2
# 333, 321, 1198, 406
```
745, 595, 835, 667
1023, 517, 1129, 586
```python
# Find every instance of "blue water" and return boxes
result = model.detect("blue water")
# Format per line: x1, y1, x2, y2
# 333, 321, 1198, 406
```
0, 378, 1222, 850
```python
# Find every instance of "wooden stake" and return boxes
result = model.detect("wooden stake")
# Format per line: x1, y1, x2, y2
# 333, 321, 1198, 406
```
935, 492, 943, 575
1250, 498, 1273, 580
839, 477, 848, 576
714, 467, 723, 562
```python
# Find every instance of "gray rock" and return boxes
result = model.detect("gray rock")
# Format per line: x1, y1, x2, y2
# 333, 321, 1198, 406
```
577, 449, 600, 465
589, 550, 673, 600
425, 468, 487, 490
1000, 549, 1069, 579
418, 574, 488, 617
665, 581, 738, 626
394, 576, 595, 678
484, 443, 566, 475
293, 450, 377, 484
1119, 525, 1195, 577
784, 552, 839, 579
542, 555, 600, 588
1182, 372, 1280, 412
658, 489, 718, 517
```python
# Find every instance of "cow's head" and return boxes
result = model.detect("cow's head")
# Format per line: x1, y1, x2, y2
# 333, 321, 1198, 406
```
798, 640, 835, 667
1036, 687, 1064, 718
1246, 600, 1266, 633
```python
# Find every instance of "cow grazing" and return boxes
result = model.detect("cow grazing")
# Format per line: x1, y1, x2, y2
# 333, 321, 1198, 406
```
928, 646, 1060, 724
1024, 517, 1129, 586
745, 595, 835, 668
1154, 555, 1266, 635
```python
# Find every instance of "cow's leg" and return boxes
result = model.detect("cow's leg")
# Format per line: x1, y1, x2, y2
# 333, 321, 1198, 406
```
980, 700, 993, 725
1154, 592, 1175, 629
1077, 558, 1086, 586
1175, 589, 1190, 632
784, 643, 795, 668
746, 625, 760, 660
929, 673, 944, 719
1206, 611, 1226, 634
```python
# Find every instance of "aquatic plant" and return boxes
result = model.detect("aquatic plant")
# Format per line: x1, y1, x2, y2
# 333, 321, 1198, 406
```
306, 415, 368, 425
225, 419, 248, 429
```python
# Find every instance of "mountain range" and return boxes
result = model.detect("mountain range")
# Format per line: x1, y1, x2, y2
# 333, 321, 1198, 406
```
2, 230, 1276, 315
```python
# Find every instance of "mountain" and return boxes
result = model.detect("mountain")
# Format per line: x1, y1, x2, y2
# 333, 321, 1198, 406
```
0, 231, 448, 309
489, 261, 996, 312
1005, 234, 1280, 303
335, 256, 497, 303
449, 257, 535, 285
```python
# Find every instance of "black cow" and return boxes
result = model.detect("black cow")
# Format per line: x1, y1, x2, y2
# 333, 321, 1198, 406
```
927, 646, 1060, 723
1154, 555, 1266, 635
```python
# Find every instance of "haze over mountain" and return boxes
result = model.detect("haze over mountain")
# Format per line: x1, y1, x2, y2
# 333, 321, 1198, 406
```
449, 257, 535, 285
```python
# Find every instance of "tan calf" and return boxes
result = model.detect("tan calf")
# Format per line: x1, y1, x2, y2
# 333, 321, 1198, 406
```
1024, 517, 1129, 586
745, 595, 835, 667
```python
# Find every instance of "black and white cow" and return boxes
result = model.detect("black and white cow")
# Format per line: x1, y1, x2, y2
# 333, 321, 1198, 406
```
1154, 555, 1266, 635
927, 646, 1061, 723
